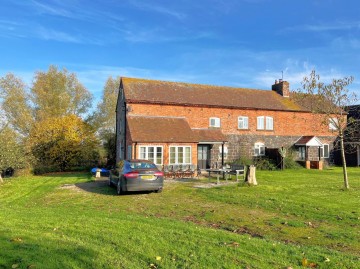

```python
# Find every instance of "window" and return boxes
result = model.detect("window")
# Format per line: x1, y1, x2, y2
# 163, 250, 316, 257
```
238, 116, 248, 129
298, 146, 306, 160
329, 118, 338, 130
209, 117, 220, 127
127, 145, 132, 160
266, 116, 273, 130
321, 144, 329, 158
254, 142, 265, 156
139, 146, 163, 165
218, 145, 228, 159
257, 116, 273, 130
169, 146, 191, 164
257, 116, 264, 130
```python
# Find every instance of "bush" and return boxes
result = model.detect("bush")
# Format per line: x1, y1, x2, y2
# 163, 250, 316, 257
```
254, 157, 277, 170
33, 165, 60, 175
232, 156, 253, 166
283, 149, 302, 169
232, 156, 277, 170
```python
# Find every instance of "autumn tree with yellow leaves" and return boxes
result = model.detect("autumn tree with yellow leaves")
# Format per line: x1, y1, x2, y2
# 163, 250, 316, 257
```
28, 115, 99, 172
0, 65, 100, 174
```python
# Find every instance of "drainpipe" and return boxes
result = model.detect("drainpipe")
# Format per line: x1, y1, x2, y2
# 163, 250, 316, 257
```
221, 142, 225, 168
134, 142, 137, 159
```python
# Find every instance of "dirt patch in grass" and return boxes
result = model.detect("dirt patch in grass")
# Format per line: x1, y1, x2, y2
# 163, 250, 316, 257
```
59, 178, 109, 192
59, 177, 232, 193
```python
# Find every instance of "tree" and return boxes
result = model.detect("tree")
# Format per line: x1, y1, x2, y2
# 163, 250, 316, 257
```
297, 70, 356, 189
1, 67, 97, 174
88, 76, 120, 165
28, 115, 100, 171
92, 76, 120, 130
0, 127, 26, 182
31, 65, 93, 121
0, 73, 33, 136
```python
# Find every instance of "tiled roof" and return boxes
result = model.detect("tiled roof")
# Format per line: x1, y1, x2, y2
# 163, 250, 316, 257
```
127, 115, 198, 143
295, 136, 323, 146
121, 77, 306, 112
192, 128, 227, 142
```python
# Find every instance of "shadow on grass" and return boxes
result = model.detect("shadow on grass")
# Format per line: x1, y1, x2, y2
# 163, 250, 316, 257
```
0, 234, 100, 269
73, 178, 116, 196
40, 172, 93, 179
71, 178, 160, 196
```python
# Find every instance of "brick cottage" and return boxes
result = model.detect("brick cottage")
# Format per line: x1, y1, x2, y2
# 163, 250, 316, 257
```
116, 77, 340, 170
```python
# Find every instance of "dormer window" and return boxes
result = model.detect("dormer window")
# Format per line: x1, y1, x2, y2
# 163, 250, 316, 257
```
209, 117, 220, 128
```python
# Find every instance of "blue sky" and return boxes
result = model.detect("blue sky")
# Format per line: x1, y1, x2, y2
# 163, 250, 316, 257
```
1, 0, 360, 105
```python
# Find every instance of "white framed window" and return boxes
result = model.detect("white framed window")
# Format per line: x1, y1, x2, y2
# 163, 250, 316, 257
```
257, 116, 264, 130
254, 142, 265, 156
321, 144, 330, 158
257, 116, 273, 130
139, 146, 163, 165
218, 145, 228, 159
329, 118, 338, 130
266, 116, 273, 130
238, 116, 248, 129
209, 117, 220, 127
169, 146, 191, 164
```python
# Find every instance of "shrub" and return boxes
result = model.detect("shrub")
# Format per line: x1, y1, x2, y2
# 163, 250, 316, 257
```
283, 149, 302, 169
254, 157, 277, 170
32, 165, 60, 175
232, 156, 252, 166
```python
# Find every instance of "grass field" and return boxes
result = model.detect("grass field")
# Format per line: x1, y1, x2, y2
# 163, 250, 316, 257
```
0, 167, 359, 268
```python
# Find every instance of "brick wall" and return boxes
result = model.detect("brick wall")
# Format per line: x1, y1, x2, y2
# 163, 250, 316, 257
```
123, 102, 339, 167
128, 103, 339, 137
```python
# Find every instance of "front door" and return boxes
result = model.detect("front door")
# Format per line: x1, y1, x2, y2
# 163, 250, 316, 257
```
198, 145, 210, 170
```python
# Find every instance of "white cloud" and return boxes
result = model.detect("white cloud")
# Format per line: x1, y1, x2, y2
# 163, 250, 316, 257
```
30, 0, 72, 17
36, 26, 82, 43
284, 21, 360, 33
128, 0, 187, 20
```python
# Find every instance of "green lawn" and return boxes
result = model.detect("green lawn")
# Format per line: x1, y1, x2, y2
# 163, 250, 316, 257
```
0, 168, 359, 269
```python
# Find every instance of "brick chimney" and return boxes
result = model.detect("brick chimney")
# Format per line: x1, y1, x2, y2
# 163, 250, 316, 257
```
272, 79, 290, 97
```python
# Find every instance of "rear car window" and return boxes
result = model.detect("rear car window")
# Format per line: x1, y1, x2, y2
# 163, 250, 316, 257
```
130, 162, 157, 169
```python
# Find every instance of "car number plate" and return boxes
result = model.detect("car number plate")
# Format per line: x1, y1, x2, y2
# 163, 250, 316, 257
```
141, 175, 154, 180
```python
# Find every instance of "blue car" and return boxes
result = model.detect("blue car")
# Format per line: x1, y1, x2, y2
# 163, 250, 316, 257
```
109, 159, 164, 195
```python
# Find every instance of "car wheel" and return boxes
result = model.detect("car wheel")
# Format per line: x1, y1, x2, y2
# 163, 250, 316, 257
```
155, 188, 163, 193
116, 180, 122, 195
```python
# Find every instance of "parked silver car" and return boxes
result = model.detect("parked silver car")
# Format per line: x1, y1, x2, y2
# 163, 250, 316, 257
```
109, 159, 164, 195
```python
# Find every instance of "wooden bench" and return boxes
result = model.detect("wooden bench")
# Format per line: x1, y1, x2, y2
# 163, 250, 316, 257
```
228, 164, 246, 181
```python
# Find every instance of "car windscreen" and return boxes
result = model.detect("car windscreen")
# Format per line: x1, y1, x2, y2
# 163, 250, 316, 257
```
129, 162, 157, 170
